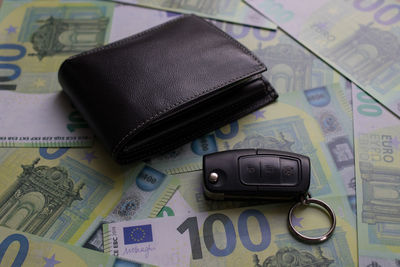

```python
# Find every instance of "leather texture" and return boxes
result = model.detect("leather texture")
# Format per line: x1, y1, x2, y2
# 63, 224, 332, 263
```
58, 14, 278, 164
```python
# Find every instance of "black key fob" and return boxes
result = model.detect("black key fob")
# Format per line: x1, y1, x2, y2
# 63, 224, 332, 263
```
203, 149, 310, 200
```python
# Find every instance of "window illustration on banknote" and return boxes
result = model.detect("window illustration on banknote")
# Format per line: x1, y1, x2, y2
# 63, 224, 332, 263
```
20, 6, 109, 59
8, 4, 112, 93
0, 157, 113, 242
324, 23, 399, 94
254, 43, 315, 93
0, 2, 114, 147
359, 161, 400, 244
29, 16, 109, 61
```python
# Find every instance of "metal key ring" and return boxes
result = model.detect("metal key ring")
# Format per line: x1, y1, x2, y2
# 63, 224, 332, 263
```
288, 194, 336, 244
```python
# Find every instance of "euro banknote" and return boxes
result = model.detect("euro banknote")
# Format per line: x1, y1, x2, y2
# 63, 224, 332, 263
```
352, 84, 400, 265
104, 200, 357, 266
246, 0, 400, 118
0, 0, 115, 146
0, 225, 156, 267
0, 142, 177, 253
107, 0, 276, 30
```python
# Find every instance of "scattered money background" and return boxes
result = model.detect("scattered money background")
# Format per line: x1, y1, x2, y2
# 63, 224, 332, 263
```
0, 0, 399, 266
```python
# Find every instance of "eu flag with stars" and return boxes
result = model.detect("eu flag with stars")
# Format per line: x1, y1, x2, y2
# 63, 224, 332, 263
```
123, 224, 153, 245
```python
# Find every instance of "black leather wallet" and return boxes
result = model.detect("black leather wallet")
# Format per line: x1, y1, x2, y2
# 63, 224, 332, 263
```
58, 14, 278, 164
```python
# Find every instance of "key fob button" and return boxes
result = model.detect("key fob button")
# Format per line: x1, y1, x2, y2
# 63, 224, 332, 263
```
260, 156, 281, 184
239, 155, 300, 186
239, 156, 261, 184
280, 158, 299, 186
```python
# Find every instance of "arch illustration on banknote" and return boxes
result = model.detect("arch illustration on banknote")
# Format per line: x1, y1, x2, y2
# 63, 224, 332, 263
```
0, 159, 84, 235
0, 157, 113, 241
254, 43, 314, 93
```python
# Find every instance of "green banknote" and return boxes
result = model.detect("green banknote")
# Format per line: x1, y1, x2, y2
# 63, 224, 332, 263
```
104, 200, 357, 266
246, 0, 400, 118
108, 0, 276, 30
353, 84, 400, 265
0, 0, 114, 147
0, 225, 157, 267
0, 143, 177, 252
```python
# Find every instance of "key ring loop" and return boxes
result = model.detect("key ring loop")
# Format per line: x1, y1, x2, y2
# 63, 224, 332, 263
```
288, 194, 336, 243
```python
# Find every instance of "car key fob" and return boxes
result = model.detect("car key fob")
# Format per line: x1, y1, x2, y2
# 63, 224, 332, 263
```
203, 149, 310, 200
203, 149, 337, 244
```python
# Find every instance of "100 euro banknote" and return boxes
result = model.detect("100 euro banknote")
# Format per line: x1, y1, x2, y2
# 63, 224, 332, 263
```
246, 0, 400, 118
104, 200, 357, 266
0, 0, 115, 146
0, 143, 177, 253
353, 84, 400, 266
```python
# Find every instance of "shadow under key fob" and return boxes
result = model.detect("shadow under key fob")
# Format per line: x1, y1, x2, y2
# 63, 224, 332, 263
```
203, 149, 311, 200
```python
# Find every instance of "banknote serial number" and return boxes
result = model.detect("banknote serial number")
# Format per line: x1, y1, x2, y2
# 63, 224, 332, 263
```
0, 136, 90, 142
177, 209, 271, 259
112, 226, 119, 256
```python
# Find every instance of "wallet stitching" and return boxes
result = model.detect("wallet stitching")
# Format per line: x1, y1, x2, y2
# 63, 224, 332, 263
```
263, 78, 279, 99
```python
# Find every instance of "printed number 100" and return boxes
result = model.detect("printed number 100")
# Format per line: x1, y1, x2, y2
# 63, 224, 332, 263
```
177, 209, 271, 259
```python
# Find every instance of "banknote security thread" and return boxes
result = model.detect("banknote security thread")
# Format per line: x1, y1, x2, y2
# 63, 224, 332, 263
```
203, 148, 336, 243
